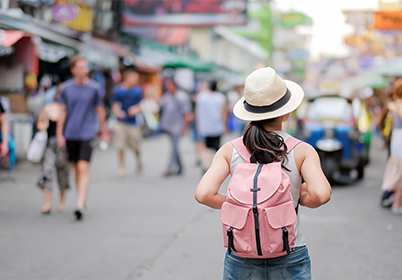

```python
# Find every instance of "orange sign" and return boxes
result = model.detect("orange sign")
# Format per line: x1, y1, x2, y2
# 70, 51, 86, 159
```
374, 11, 402, 29
344, 35, 362, 46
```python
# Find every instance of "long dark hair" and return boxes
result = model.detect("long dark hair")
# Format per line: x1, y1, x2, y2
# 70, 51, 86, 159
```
242, 119, 289, 169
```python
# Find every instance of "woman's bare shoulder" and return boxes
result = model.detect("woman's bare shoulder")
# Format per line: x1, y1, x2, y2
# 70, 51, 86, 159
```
295, 141, 316, 154
294, 141, 318, 170
220, 141, 234, 154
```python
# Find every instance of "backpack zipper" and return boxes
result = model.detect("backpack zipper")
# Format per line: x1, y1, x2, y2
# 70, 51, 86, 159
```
251, 163, 264, 256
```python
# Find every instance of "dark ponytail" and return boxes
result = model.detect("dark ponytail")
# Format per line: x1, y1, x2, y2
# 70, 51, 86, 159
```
242, 120, 289, 169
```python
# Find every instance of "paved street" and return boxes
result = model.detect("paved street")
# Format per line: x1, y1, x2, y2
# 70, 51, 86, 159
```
0, 133, 401, 280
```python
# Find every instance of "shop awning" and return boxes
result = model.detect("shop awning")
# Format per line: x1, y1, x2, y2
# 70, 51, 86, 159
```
2, 30, 25, 47
91, 37, 134, 58
0, 11, 81, 49
37, 41, 75, 63
80, 38, 120, 69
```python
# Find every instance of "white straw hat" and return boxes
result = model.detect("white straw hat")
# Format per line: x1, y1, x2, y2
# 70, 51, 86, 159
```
233, 67, 304, 121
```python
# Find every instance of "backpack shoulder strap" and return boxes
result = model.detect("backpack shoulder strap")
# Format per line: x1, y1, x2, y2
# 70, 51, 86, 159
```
231, 137, 251, 163
284, 136, 302, 153
232, 136, 302, 162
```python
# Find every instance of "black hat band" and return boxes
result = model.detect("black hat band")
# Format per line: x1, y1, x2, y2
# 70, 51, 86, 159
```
243, 88, 291, 114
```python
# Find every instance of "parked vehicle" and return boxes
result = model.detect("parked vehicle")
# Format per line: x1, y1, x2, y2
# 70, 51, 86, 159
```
296, 95, 367, 183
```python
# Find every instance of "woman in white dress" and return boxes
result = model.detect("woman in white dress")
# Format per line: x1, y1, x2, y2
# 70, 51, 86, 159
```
381, 78, 402, 214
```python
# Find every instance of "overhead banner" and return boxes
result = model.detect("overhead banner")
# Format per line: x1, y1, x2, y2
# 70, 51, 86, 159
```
374, 11, 402, 29
52, 2, 94, 32
122, 26, 191, 46
122, 0, 247, 26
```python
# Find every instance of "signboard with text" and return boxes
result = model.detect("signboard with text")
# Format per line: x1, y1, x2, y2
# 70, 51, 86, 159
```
374, 11, 402, 29
122, 0, 247, 26
52, 1, 94, 32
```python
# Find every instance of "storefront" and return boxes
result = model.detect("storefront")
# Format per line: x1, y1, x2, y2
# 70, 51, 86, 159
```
0, 30, 37, 113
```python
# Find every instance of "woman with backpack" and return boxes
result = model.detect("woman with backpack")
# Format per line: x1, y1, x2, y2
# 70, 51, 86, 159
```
195, 67, 331, 280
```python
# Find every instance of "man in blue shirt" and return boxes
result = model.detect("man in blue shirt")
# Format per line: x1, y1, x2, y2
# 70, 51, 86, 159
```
57, 56, 108, 220
112, 69, 143, 177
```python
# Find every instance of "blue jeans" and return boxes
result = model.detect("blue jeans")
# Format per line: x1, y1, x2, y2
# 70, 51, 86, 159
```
223, 246, 311, 280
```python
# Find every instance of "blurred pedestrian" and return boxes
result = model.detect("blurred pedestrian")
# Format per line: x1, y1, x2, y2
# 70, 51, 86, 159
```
195, 67, 331, 280
0, 97, 16, 179
141, 81, 160, 137
159, 79, 192, 176
36, 86, 70, 214
227, 83, 248, 135
0, 98, 9, 169
226, 83, 242, 118
195, 80, 227, 173
56, 56, 108, 220
112, 69, 144, 177
377, 89, 394, 155
24, 73, 42, 135
380, 78, 402, 214
191, 80, 208, 167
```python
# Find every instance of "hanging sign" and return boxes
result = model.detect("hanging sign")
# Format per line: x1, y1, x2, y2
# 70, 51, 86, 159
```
374, 11, 402, 29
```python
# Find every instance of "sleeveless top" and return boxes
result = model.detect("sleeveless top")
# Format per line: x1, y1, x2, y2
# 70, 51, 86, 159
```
47, 120, 57, 138
229, 130, 307, 248
394, 110, 402, 129
391, 103, 402, 157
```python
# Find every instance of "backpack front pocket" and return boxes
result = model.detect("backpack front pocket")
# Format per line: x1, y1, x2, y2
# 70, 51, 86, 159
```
220, 202, 252, 254
262, 200, 297, 254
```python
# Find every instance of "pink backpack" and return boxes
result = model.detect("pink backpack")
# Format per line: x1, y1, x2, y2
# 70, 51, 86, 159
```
220, 136, 301, 259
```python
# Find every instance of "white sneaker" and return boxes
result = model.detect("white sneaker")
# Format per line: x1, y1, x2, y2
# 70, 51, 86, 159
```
391, 207, 402, 215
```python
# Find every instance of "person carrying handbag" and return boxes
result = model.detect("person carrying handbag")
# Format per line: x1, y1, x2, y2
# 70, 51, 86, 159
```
36, 87, 70, 214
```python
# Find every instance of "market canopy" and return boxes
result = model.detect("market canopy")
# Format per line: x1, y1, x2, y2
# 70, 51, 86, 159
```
371, 56, 402, 77
342, 73, 388, 90
341, 57, 402, 92
37, 41, 75, 63
135, 37, 215, 72
163, 56, 215, 72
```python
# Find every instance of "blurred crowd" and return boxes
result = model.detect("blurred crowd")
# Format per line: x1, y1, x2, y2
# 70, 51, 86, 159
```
0, 55, 248, 218
1, 54, 402, 217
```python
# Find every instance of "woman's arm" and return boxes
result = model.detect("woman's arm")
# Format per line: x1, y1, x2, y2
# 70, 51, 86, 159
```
222, 100, 228, 125
56, 104, 67, 148
195, 142, 233, 209
295, 143, 331, 208
36, 106, 49, 131
97, 104, 108, 143
396, 100, 402, 119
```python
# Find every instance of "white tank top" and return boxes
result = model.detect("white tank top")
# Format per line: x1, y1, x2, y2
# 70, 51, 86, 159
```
229, 130, 307, 248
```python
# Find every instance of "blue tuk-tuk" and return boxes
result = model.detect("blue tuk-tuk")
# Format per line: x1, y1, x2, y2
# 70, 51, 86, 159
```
296, 95, 367, 183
